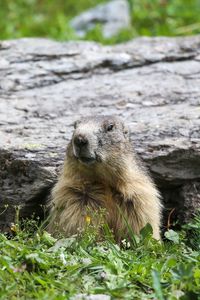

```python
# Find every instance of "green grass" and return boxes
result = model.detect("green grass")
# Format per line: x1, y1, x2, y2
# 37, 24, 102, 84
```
0, 216, 200, 300
0, 0, 200, 44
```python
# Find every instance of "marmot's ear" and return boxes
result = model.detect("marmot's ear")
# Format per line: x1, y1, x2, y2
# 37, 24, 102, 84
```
73, 120, 81, 129
123, 124, 129, 137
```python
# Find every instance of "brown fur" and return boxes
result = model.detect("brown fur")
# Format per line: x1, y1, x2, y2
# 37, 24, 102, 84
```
47, 116, 162, 241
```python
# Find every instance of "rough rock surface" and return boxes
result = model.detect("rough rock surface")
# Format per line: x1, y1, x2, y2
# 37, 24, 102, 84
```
0, 36, 200, 232
70, 0, 131, 38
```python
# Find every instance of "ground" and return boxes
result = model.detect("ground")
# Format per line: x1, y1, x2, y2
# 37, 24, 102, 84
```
0, 216, 200, 300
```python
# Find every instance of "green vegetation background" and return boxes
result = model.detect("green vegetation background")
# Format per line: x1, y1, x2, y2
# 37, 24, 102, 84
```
1, 0, 200, 44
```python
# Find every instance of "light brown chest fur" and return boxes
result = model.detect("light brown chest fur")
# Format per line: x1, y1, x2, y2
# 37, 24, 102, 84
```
48, 180, 114, 235
47, 174, 161, 241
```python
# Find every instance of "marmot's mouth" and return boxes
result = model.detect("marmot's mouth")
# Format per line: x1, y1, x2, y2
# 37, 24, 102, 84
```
76, 155, 96, 165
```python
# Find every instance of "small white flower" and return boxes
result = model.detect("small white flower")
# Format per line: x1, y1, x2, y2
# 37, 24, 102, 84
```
121, 239, 130, 248
121, 239, 127, 246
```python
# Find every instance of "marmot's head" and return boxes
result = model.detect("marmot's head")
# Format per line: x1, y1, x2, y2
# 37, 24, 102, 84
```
68, 116, 130, 166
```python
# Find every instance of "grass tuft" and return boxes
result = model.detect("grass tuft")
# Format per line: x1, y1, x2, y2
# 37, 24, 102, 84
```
0, 215, 199, 299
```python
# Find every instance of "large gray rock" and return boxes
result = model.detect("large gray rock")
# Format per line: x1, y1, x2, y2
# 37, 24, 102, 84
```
70, 0, 131, 38
0, 36, 200, 231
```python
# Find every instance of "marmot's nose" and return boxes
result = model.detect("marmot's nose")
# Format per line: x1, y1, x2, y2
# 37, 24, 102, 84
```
74, 134, 88, 148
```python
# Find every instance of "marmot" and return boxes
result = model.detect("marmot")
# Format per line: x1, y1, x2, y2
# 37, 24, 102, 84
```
47, 116, 162, 241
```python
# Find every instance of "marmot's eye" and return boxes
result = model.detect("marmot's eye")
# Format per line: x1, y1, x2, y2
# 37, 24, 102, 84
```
106, 124, 114, 132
